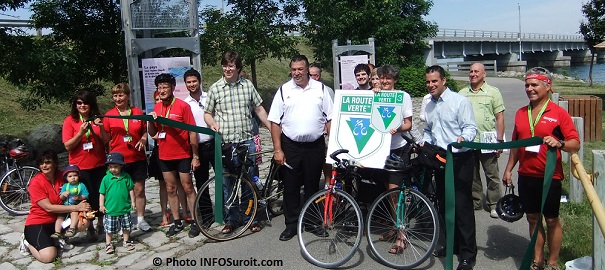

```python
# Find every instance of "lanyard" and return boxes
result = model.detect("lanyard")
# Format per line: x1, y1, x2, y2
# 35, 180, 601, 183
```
161, 97, 175, 131
119, 107, 131, 133
79, 114, 91, 140
527, 102, 548, 136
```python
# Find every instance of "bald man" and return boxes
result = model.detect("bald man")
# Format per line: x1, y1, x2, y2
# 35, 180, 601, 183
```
459, 63, 505, 218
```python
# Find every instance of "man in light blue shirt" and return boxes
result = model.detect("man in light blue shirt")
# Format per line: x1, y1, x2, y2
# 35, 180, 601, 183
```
423, 65, 478, 270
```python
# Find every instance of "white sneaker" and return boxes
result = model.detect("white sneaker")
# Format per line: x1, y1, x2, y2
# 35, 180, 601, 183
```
138, 219, 151, 232
19, 233, 30, 255
58, 238, 74, 251
490, 209, 499, 218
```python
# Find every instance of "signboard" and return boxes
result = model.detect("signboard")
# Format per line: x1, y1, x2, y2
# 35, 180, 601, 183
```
327, 90, 404, 168
339, 55, 369, 90
141, 57, 192, 113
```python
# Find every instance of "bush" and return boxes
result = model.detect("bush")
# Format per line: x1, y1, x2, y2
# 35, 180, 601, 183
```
397, 66, 459, 97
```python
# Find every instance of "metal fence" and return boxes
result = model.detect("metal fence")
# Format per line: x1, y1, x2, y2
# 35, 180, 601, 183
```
435, 28, 584, 41
130, 0, 192, 30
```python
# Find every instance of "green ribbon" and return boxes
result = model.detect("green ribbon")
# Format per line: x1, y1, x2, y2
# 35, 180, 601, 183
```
92, 114, 225, 223
445, 137, 556, 270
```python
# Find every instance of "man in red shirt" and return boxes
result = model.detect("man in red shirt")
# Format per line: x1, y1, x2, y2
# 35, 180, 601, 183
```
503, 67, 580, 270
148, 73, 200, 237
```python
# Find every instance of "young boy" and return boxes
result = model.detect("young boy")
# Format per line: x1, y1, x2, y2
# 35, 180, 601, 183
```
99, 152, 136, 254
52, 165, 90, 239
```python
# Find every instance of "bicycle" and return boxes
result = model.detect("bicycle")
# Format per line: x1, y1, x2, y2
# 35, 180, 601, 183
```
0, 139, 39, 215
297, 149, 364, 268
193, 143, 284, 241
365, 135, 440, 269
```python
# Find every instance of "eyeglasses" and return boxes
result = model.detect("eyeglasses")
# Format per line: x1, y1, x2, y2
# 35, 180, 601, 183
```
76, 101, 89, 105
198, 101, 204, 109
221, 65, 237, 70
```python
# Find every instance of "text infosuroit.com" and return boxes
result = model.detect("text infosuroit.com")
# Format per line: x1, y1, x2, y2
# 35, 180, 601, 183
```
152, 256, 284, 267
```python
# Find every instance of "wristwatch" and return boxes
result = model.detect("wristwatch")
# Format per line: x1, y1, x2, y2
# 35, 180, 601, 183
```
193, 155, 200, 160
558, 140, 565, 149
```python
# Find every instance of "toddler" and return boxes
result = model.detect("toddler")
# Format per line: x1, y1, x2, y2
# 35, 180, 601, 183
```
52, 165, 90, 239
99, 152, 136, 254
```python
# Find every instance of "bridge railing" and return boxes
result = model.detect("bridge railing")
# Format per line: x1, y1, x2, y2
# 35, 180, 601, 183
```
435, 28, 584, 40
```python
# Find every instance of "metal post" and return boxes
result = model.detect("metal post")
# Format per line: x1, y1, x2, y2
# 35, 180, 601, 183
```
518, 3, 522, 61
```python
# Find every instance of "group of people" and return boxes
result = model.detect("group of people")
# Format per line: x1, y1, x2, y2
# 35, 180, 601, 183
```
20, 49, 579, 270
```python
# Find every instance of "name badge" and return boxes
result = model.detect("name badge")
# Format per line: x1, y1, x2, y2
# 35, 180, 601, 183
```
123, 135, 133, 142
158, 132, 167, 139
525, 145, 540, 153
83, 142, 93, 150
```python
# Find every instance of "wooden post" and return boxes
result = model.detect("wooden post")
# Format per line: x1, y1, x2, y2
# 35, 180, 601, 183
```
592, 150, 605, 270
569, 117, 584, 203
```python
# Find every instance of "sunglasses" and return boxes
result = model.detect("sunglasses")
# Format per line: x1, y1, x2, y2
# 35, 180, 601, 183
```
39, 160, 53, 165
76, 101, 89, 105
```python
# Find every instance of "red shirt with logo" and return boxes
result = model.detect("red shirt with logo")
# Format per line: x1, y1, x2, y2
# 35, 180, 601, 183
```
25, 171, 65, 226
153, 98, 195, 160
103, 107, 147, 163
62, 116, 106, 169
512, 101, 579, 180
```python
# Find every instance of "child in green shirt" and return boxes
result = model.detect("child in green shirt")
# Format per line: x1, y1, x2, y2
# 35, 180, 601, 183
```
99, 152, 136, 254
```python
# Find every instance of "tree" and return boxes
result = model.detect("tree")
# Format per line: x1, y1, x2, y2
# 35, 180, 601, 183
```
580, 0, 605, 87
0, 0, 124, 109
302, 0, 437, 70
199, 0, 300, 87
0, 0, 30, 11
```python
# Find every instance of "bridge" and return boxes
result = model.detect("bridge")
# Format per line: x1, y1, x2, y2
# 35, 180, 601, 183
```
424, 28, 598, 72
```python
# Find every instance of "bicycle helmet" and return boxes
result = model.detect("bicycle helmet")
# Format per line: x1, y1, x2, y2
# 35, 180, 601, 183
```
384, 153, 410, 171
8, 140, 31, 160
496, 185, 524, 222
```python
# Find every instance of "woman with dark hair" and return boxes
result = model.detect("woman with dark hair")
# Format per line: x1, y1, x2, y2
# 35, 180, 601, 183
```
100, 83, 151, 231
21, 150, 91, 263
62, 90, 107, 239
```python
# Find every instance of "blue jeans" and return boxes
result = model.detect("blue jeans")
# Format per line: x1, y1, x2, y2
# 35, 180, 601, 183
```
223, 139, 256, 225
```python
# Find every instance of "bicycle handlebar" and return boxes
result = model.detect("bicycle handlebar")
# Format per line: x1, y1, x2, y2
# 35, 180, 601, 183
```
329, 149, 349, 163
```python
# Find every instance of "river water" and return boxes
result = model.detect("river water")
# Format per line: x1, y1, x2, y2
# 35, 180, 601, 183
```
552, 63, 605, 84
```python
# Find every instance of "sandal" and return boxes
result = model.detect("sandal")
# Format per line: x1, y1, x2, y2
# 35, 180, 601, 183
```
124, 240, 135, 251
379, 229, 397, 241
160, 212, 171, 227
221, 223, 235, 234
250, 223, 262, 233
50, 232, 61, 239
65, 228, 76, 238
388, 238, 408, 254
530, 261, 545, 270
105, 243, 115, 254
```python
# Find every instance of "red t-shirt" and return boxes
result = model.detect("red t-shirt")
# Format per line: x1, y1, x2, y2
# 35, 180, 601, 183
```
25, 171, 65, 226
153, 98, 195, 160
103, 107, 147, 163
512, 101, 579, 180
62, 115, 106, 169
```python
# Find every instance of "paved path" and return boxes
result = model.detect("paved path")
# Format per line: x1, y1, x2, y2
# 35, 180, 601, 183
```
0, 77, 533, 269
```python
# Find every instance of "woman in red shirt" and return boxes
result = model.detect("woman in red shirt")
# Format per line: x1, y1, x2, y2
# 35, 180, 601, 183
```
62, 90, 107, 238
100, 83, 151, 231
23, 150, 90, 263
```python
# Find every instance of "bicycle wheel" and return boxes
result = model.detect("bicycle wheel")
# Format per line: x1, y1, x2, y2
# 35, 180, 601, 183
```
366, 188, 439, 269
194, 173, 258, 241
297, 189, 363, 268
263, 160, 283, 216
0, 166, 38, 215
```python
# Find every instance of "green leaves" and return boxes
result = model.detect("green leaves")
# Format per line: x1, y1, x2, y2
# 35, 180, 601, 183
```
302, 0, 437, 70
199, 0, 300, 87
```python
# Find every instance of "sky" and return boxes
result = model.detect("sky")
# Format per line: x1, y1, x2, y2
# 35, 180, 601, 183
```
0, 0, 588, 36
425, 0, 586, 35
